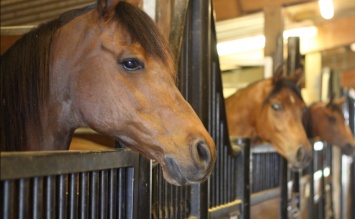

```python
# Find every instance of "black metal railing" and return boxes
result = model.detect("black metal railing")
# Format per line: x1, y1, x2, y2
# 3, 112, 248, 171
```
0, 149, 150, 219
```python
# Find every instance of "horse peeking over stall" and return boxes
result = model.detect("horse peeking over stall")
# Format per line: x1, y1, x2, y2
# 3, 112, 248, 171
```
225, 67, 312, 169
303, 96, 355, 155
0, 0, 216, 186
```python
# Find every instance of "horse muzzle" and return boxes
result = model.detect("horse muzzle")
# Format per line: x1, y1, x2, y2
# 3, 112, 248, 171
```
161, 139, 215, 186
290, 146, 313, 170
341, 143, 355, 156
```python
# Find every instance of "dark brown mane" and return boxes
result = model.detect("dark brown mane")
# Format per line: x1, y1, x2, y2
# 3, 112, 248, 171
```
327, 102, 343, 115
264, 78, 304, 104
1, 2, 171, 151
0, 5, 95, 151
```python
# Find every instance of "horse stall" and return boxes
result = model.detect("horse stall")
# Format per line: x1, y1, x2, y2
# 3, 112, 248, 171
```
2, 0, 355, 219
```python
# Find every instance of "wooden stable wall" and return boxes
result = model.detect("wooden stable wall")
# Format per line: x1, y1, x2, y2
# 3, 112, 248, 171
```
342, 69, 355, 89
213, 0, 312, 21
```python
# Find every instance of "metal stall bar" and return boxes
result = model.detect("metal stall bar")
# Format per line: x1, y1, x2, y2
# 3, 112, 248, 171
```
347, 92, 355, 219
182, 0, 212, 217
0, 149, 146, 219
207, 2, 249, 217
287, 36, 301, 219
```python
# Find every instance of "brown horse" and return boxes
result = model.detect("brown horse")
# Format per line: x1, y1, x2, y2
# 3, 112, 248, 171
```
225, 67, 312, 169
303, 96, 355, 155
0, 0, 216, 186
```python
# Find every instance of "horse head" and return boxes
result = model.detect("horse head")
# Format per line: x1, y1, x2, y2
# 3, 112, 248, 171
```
226, 67, 312, 169
1, 0, 216, 186
305, 96, 355, 155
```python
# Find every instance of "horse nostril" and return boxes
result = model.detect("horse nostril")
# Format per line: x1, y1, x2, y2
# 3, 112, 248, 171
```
195, 140, 211, 169
296, 147, 308, 162
342, 143, 355, 155
296, 147, 312, 166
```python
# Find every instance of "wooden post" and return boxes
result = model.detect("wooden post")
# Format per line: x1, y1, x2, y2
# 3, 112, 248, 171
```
264, 5, 284, 72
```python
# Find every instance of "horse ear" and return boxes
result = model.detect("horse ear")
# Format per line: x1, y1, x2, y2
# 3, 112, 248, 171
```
272, 65, 284, 84
335, 96, 346, 106
289, 67, 304, 88
97, 0, 120, 18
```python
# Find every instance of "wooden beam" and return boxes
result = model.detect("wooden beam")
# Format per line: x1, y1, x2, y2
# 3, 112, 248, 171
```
301, 16, 355, 54
240, 0, 313, 13
213, 0, 313, 20
264, 5, 284, 72
1, 35, 21, 55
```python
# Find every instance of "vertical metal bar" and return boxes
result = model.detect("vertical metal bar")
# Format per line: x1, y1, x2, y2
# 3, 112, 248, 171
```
243, 139, 250, 219
136, 156, 152, 219
79, 172, 88, 219
1, 180, 13, 219
319, 144, 325, 219
308, 143, 315, 219
68, 173, 78, 219
99, 170, 108, 219
32, 177, 43, 219
57, 174, 67, 219
126, 168, 134, 219
45, 176, 55, 219
279, 157, 288, 219
108, 169, 117, 219
89, 171, 98, 219
18, 178, 29, 219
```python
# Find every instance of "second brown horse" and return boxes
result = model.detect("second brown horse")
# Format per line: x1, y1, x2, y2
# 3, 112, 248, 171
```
226, 67, 312, 169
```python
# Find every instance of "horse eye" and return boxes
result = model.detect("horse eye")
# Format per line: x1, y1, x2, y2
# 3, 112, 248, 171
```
121, 58, 143, 71
271, 103, 283, 111
328, 115, 337, 123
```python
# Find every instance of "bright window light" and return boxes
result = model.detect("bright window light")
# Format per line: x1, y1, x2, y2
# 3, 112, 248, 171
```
314, 141, 324, 151
350, 43, 355, 52
217, 35, 265, 56
217, 26, 317, 56
283, 26, 318, 39
319, 0, 334, 20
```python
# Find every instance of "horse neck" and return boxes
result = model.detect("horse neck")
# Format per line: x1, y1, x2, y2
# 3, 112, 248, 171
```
226, 81, 267, 138
25, 103, 75, 150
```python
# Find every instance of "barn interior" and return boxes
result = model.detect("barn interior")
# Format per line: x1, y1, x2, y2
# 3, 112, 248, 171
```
1, 0, 355, 218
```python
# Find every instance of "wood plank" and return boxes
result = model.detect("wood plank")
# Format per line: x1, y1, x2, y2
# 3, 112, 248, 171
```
213, 0, 243, 21
213, 0, 313, 19
341, 69, 355, 88
240, 0, 313, 13
301, 16, 355, 54
264, 5, 284, 71
1, 35, 21, 55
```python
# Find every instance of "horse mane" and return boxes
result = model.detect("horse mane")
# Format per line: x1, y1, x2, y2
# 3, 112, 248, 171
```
1, 2, 170, 151
264, 78, 304, 104
115, 2, 173, 66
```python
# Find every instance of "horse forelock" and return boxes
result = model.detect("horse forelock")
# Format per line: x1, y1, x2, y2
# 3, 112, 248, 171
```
264, 78, 304, 104
326, 102, 343, 115
114, 2, 175, 78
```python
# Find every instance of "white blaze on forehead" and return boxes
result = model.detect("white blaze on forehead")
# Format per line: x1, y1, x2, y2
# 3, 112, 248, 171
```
290, 95, 295, 104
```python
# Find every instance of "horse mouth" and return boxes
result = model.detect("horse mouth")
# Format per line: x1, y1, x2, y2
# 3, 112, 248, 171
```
162, 156, 211, 186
